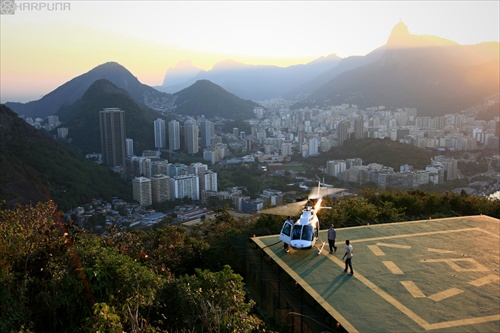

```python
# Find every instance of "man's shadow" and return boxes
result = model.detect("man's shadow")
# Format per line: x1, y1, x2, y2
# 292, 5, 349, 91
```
322, 273, 352, 299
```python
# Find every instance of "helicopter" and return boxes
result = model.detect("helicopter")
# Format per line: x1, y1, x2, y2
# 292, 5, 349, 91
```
262, 183, 344, 254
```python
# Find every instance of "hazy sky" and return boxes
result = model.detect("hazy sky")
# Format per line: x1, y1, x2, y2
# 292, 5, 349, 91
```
1, 0, 499, 102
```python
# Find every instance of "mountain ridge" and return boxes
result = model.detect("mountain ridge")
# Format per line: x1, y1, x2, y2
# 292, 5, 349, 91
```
5, 21, 499, 119
57, 79, 160, 154
158, 55, 343, 99
301, 22, 499, 115
171, 79, 260, 120
5, 62, 173, 119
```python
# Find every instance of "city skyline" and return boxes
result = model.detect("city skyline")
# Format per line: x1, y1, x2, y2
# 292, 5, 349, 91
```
1, 1, 498, 103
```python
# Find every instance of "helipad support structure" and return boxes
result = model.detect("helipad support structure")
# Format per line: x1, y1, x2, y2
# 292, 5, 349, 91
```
247, 215, 500, 333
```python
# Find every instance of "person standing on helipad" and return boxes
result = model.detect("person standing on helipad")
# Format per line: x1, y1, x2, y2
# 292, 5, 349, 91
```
283, 216, 293, 252
328, 224, 337, 253
342, 240, 354, 275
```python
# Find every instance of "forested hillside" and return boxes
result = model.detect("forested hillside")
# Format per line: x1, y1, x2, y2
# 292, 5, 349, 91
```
0, 105, 132, 210
307, 138, 433, 170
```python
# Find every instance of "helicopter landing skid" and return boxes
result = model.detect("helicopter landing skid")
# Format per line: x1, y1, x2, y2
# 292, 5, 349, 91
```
317, 241, 326, 255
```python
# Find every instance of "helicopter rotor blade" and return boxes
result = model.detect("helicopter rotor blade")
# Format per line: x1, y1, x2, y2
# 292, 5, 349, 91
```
308, 186, 345, 199
259, 199, 308, 216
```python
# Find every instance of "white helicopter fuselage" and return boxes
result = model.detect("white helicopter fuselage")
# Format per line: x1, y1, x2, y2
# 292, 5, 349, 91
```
279, 205, 320, 250
277, 187, 334, 254
291, 208, 318, 249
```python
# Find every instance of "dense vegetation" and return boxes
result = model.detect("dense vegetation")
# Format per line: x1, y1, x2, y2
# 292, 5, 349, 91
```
0, 201, 266, 333
1, 190, 498, 332
306, 137, 433, 170
214, 162, 300, 199
0, 105, 132, 211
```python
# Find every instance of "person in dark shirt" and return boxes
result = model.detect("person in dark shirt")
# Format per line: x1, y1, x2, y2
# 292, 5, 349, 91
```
327, 224, 337, 253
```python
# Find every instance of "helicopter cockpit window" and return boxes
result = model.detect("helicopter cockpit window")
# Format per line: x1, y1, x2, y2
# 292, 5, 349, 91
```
301, 225, 314, 241
291, 225, 314, 241
291, 225, 302, 240
282, 223, 292, 236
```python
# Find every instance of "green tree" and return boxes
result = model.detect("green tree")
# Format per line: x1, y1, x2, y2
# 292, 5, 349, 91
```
319, 196, 380, 227
105, 225, 209, 276
165, 265, 262, 333
0, 201, 166, 332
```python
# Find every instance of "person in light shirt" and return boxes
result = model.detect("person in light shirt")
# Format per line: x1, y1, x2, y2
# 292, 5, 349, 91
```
342, 239, 354, 275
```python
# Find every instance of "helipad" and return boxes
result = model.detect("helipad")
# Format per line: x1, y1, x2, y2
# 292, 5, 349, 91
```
249, 215, 500, 332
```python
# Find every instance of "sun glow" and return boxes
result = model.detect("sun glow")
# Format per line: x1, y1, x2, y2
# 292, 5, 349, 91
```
1, 1, 498, 102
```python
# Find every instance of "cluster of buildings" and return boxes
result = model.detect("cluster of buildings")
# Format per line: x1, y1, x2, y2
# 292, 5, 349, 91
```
237, 102, 499, 159
63, 102, 500, 180
76, 107, 287, 213
131, 162, 217, 206
70, 194, 227, 230
324, 156, 458, 190
130, 159, 284, 214
99, 109, 233, 170
41, 99, 498, 211
84, 103, 500, 205
26, 115, 63, 133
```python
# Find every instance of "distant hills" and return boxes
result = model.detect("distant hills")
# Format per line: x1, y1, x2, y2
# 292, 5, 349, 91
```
6, 62, 260, 122
172, 79, 260, 120
0, 104, 132, 211
159, 21, 499, 116
158, 55, 343, 100
5, 21, 499, 120
6, 62, 173, 119
53, 77, 258, 154
300, 22, 500, 116
57, 79, 160, 154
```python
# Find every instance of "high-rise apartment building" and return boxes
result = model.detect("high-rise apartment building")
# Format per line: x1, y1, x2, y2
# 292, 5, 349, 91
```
337, 121, 349, 146
126, 138, 134, 157
354, 117, 364, 139
57, 127, 68, 139
203, 149, 217, 164
154, 118, 167, 149
308, 137, 319, 156
199, 117, 214, 147
132, 176, 152, 206
188, 162, 208, 175
151, 174, 170, 203
280, 142, 294, 156
170, 175, 200, 200
168, 120, 180, 150
199, 170, 218, 192
184, 119, 199, 154
48, 115, 60, 127
151, 159, 169, 176
432, 156, 458, 181
326, 160, 346, 179
99, 108, 126, 167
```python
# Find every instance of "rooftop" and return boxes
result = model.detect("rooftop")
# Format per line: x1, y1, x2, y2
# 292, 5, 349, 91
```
252, 215, 500, 332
